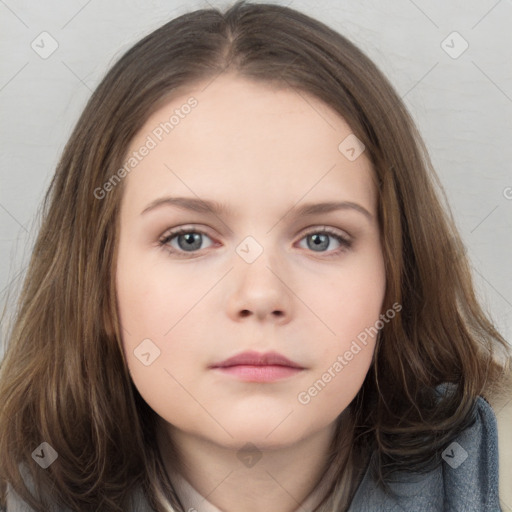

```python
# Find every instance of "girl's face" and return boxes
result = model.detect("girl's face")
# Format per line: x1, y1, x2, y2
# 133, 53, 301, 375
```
116, 74, 386, 450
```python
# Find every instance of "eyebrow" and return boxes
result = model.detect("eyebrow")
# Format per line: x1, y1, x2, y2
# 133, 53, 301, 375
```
141, 196, 373, 221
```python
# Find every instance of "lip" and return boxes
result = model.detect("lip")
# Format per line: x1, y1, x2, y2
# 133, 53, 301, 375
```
211, 350, 303, 369
210, 350, 304, 383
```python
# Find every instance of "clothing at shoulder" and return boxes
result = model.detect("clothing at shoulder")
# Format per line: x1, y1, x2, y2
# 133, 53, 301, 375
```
348, 394, 501, 512
5, 391, 501, 511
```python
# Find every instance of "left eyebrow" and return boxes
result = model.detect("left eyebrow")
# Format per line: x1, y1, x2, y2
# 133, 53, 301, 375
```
140, 196, 373, 221
293, 200, 373, 221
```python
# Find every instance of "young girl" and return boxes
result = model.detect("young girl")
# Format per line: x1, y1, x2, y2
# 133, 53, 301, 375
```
1, 2, 510, 511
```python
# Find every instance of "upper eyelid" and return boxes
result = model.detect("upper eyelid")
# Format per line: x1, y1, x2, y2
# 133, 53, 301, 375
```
160, 225, 351, 244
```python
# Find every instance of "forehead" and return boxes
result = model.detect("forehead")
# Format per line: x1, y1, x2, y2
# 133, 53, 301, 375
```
120, 74, 376, 218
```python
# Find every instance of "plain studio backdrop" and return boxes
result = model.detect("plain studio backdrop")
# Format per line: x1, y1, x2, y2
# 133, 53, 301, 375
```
0, 0, 511, 364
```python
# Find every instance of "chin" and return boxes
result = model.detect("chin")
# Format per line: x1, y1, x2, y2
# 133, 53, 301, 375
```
208, 416, 314, 450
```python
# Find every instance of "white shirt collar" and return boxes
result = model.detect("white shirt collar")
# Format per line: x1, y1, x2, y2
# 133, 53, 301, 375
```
168, 469, 331, 512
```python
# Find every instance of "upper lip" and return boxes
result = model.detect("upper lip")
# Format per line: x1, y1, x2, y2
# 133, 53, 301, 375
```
210, 350, 303, 369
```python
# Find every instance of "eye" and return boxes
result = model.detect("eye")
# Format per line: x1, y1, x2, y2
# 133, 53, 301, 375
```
158, 225, 352, 258
158, 226, 215, 257
297, 227, 352, 257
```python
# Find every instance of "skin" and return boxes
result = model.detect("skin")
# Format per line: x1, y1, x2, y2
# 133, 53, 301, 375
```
116, 74, 386, 512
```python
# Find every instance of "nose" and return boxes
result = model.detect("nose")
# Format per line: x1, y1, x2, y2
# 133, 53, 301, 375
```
225, 246, 293, 324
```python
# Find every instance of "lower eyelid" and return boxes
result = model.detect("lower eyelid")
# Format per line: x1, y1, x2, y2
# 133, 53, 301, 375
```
159, 227, 352, 254
297, 232, 351, 251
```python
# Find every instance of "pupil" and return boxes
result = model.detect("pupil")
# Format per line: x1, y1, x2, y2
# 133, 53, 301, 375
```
309, 233, 328, 251
180, 233, 201, 251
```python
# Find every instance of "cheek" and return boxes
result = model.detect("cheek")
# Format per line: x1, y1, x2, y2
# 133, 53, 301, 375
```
116, 273, 195, 424
306, 247, 386, 342
115, 250, 208, 412
116, 251, 204, 339
295, 313, 379, 421
295, 250, 385, 409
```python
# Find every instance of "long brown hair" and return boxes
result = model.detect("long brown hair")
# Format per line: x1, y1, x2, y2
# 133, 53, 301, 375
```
1, 2, 510, 511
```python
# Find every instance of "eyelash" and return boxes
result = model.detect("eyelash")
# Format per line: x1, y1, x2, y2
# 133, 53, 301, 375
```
158, 225, 352, 259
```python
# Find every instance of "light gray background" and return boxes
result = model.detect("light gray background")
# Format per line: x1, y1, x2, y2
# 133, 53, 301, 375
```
1, 0, 511, 357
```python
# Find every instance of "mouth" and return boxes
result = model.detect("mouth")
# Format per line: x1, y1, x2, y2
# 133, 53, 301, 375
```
209, 350, 305, 383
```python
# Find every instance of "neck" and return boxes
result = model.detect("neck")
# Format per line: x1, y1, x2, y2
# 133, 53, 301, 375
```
157, 413, 351, 512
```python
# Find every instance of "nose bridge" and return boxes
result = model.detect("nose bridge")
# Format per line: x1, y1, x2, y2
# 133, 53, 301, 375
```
226, 231, 293, 321
236, 232, 282, 293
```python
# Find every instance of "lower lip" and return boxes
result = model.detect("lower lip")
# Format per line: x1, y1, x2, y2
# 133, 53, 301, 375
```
212, 365, 303, 382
